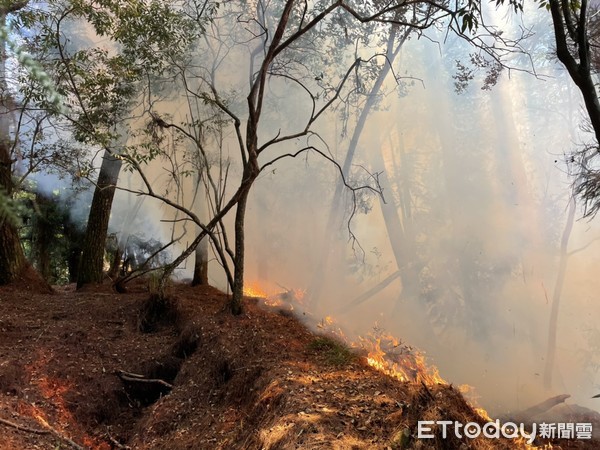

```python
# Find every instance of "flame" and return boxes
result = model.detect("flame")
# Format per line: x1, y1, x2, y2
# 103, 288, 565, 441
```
245, 281, 307, 310
360, 333, 446, 385
317, 316, 335, 328
256, 284, 495, 420
474, 407, 492, 422
315, 314, 447, 385
244, 282, 267, 298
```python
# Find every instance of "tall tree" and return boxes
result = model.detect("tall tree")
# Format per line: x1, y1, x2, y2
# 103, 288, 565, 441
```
28, 0, 206, 288
104, 0, 532, 316
76, 142, 123, 287
495, 0, 600, 214
0, 1, 29, 283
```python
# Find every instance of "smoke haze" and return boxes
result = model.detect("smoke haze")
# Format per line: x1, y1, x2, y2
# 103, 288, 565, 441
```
33, 1, 600, 418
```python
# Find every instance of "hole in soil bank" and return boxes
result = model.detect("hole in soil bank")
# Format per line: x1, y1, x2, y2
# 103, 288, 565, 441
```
119, 355, 183, 406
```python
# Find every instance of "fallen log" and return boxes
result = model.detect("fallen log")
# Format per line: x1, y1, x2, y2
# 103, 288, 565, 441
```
338, 270, 402, 313
500, 394, 571, 423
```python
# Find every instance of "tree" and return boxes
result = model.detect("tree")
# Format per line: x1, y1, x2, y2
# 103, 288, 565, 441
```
76, 146, 123, 287
97, 0, 532, 317
25, 0, 207, 288
0, 1, 34, 283
10, 0, 530, 312
494, 0, 600, 214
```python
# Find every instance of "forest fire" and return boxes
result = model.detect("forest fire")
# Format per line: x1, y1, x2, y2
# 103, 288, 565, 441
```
243, 282, 267, 298
360, 334, 447, 385
253, 285, 447, 386
245, 281, 307, 309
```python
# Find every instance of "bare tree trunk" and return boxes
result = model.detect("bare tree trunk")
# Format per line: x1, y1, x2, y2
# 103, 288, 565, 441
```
309, 25, 406, 303
107, 243, 123, 280
230, 186, 250, 315
192, 174, 209, 286
76, 150, 122, 288
192, 238, 209, 285
543, 198, 576, 389
371, 134, 424, 319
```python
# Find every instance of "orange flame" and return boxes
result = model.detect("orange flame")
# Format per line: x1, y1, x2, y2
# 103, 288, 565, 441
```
359, 332, 446, 385
246, 280, 307, 310
252, 283, 492, 418
243, 282, 267, 298
250, 280, 447, 386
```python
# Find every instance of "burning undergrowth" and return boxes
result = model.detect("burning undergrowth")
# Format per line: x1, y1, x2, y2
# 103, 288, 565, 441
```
129, 284, 524, 449
0, 281, 594, 449
254, 284, 447, 386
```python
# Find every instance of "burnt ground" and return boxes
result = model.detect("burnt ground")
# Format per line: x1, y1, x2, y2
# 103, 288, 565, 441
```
0, 273, 597, 449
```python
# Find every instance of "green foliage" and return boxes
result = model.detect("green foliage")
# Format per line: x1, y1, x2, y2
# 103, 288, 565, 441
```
18, 187, 83, 285
453, 53, 503, 93
494, 0, 525, 13
0, 25, 66, 113
0, 187, 20, 228
536, 0, 552, 11
308, 336, 356, 366
456, 6, 479, 33
17, 0, 212, 156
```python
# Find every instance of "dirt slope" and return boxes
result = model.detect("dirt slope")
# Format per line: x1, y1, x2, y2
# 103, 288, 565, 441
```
0, 279, 593, 449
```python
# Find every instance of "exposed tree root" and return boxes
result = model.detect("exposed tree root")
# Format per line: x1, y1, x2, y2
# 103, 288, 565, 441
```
33, 415, 86, 450
0, 416, 49, 435
0, 414, 85, 450
117, 370, 174, 390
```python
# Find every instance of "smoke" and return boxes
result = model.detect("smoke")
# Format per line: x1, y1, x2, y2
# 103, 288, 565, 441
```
21, 0, 600, 419
231, 5, 600, 417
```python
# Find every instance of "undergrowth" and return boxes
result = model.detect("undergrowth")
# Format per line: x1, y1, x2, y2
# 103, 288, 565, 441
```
308, 336, 356, 367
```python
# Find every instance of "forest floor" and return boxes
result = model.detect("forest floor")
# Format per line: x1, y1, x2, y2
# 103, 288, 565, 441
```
0, 270, 598, 449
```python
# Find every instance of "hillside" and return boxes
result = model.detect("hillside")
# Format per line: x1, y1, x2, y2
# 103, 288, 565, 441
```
0, 275, 595, 449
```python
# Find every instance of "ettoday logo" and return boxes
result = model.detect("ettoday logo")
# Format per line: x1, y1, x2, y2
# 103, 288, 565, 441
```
417, 420, 593, 444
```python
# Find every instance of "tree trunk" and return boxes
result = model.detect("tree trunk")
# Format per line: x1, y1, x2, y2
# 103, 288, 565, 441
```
549, 1, 600, 146
192, 174, 209, 286
62, 216, 83, 283
0, 9, 26, 284
107, 234, 122, 280
229, 186, 250, 315
543, 198, 576, 389
76, 150, 122, 288
192, 238, 209, 286
308, 25, 406, 303
0, 140, 26, 284
371, 134, 424, 320
31, 192, 53, 281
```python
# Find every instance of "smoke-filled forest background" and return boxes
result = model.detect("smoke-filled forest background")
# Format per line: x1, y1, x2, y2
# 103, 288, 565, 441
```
2, 0, 600, 420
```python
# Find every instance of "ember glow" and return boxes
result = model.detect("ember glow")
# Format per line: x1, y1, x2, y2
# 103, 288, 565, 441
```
24, 352, 109, 450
